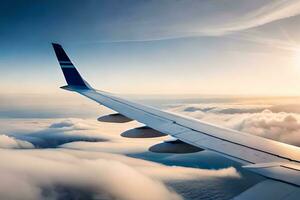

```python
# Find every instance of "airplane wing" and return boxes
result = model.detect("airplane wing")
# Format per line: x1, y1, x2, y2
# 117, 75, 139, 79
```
52, 43, 300, 200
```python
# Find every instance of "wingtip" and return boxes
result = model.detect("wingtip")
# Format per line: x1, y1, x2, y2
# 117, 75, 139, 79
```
52, 43, 91, 89
51, 42, 62, 48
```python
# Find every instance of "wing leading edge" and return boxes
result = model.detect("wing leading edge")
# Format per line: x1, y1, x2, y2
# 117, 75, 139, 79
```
52, 43, 300, 199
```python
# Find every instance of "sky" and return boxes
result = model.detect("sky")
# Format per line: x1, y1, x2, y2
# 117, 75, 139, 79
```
2, 0, 300, 95
3, 1, 300, 199
0, 0, 300, 200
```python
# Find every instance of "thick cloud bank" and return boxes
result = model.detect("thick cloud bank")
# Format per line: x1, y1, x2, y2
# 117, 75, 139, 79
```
0, 134, 33, 149
0, 118, 240, 200
0, 149, 178, 200
169, 103, 300, 146
3, 119, 108, 148
0, 149, 239, 200
234, 110, 300, 146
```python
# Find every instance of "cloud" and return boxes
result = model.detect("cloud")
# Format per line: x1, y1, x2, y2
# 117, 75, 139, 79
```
0, 149, 179, 200
169, 103, 300, 146
234, 110, 300, 146
139, 166, 240, 181
0, 149, 239, 200
90, 0, 300, 55
98, 0, 300, 42
0, 117, 243, 199
6, 119, 109, 148
0, 134, 34, 149
0, 118, 156, 153
48, 119, 96, 130
49, 120, 75, 128
176, 104, 268, 114
207, 0, 300, 35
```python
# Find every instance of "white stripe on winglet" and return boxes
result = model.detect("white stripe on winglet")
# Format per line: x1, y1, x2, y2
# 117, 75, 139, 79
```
60, 64, 74, 68
59, 61, 72, 64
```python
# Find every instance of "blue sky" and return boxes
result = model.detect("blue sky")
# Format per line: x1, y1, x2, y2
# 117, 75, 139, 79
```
2, 0, 300, 95
3, 2, 300, 199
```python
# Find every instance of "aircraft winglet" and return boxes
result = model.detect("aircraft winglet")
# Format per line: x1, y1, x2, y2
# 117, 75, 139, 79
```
52, 43, 90, 89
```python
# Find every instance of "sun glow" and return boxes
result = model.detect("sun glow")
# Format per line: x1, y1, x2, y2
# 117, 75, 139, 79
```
292, 48, 300, 70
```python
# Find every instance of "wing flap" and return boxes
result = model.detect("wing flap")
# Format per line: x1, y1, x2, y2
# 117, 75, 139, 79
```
244, 163, 300, 186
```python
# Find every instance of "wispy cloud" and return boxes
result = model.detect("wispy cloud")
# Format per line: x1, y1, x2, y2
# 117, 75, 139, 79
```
204, 0, 300, 36
96, 0, 300, 43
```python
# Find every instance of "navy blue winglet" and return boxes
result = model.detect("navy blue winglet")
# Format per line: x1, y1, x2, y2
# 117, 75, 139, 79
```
52, 43, 90, 89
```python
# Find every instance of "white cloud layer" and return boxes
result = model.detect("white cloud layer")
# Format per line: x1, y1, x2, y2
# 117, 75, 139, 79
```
0, 149, 239, 200
0, 135, 34, 149
0, 118, 240, 200
169, 103, 300, 146
0, 149, 178, 200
